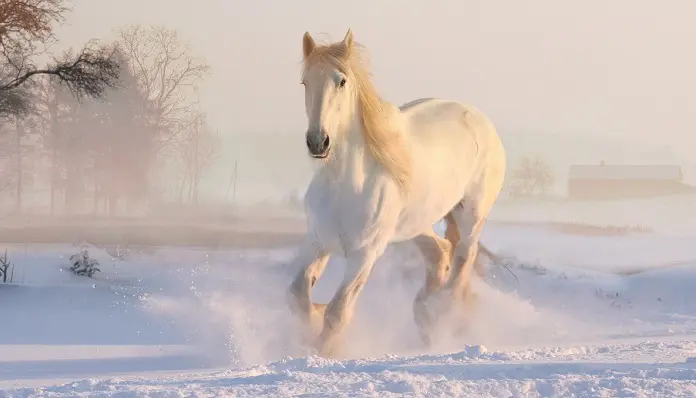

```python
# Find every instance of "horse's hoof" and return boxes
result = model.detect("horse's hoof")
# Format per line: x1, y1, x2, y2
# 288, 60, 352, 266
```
418, 329, 433, 349
313, 330, 346, 359
451, 319, 472, 340
449, 292, 479, 340
313, 342, 336, 358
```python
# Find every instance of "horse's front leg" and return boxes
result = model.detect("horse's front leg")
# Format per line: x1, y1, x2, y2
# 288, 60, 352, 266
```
287, 237, 331, 343
315, 246, 381, 357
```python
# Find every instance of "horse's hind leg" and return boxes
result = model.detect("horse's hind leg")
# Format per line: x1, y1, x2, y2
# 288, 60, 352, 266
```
443, 193, 501, 337
412, 229, 453, 346
413, 216, 492, 346
445, 213, 486, 279
446, 206, 486, 305
287, 237, 331, 343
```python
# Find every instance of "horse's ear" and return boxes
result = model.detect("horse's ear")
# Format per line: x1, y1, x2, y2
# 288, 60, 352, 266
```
342, 28, 354, 51
303, 31, 316, 59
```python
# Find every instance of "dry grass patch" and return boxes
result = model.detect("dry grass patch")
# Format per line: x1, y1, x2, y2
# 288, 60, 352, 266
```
551, 222, 653, 237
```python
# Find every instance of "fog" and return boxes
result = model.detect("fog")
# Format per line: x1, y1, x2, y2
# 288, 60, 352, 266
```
1, 0, 695, 231
2, 2, 696, 386
41, 0, 694, 203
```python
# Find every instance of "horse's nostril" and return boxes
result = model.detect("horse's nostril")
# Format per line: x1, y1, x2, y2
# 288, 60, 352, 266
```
322, 135, 330, 150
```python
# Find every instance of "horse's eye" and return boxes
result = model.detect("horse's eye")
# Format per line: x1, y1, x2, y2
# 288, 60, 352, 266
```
339, 78, 346, 88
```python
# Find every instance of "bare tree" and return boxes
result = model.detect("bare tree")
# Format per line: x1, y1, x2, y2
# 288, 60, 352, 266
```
0, 249, 13, 283
31, 75, 69, 214
0, 84, 31, 115
0, 0, 120, 117
505, 155, 555, 198
0, 115, 38, 210
0, 0, 66, 45
115, 24, 210, 149
0, 121, 17, 195
13, 116, 23, 210
175, 110, 219, 204
91, 49, 155, 215
30, 50, 153, 216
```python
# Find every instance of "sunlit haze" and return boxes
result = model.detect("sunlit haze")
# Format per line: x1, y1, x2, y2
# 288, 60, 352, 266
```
50, 0, 696, 202
3, 1, 696, 394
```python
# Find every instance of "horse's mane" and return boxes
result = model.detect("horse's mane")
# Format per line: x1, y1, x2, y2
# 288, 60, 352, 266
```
302, 40, 412, 194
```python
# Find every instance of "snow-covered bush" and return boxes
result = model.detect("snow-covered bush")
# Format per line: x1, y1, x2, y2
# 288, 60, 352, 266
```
69, 248, 101, 278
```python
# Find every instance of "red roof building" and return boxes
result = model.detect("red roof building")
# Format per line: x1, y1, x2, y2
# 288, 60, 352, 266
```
567, 163, 696, 200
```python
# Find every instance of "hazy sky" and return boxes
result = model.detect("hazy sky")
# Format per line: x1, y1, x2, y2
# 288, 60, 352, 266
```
49, 0, 696, 199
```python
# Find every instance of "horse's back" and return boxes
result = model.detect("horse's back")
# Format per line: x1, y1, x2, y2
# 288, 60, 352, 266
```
399, 97, 502, 159
401, 97, 505, 188
387, 98, 505, 239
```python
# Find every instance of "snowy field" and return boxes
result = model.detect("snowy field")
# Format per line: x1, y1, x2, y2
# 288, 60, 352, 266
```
2, 196, 696, 397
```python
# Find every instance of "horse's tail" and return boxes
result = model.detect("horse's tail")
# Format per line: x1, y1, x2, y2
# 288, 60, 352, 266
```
478, 241, 519, 283
477, 242, 502, 264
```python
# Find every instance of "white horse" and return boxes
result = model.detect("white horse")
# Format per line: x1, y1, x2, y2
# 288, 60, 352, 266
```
287, 29, 507, 357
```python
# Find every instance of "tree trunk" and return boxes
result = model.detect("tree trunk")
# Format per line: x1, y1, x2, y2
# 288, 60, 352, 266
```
187, 164, 194, 204
14, 119, 23, 213
176, 169, 187, 204
92, 174, 100, 216
64, 157, 72, 215
50, 146, 56, 215
108, 192, 117, 217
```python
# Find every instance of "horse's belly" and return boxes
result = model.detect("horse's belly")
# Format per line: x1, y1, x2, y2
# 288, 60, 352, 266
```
392, 215, 436, 241
392, 195, 458, 241
392, 160, 476, 241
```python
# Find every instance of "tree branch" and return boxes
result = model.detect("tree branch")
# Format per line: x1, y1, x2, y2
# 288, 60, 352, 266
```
2, 44, 119, 98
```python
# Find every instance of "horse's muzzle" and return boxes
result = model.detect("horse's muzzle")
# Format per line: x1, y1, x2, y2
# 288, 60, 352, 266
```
306, 131, 331, 158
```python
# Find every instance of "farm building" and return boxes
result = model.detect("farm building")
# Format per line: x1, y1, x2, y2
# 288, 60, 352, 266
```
567, 163, 696, 200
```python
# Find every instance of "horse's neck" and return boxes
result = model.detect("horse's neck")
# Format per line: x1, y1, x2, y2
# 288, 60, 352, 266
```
327, 100, 405, 193
327, 120, 372, 192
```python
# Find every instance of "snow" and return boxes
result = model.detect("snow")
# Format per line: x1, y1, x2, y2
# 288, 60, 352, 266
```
2, 196, 696, 397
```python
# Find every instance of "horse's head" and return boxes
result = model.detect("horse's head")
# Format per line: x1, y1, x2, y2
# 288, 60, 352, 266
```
300, 29, 357, 160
